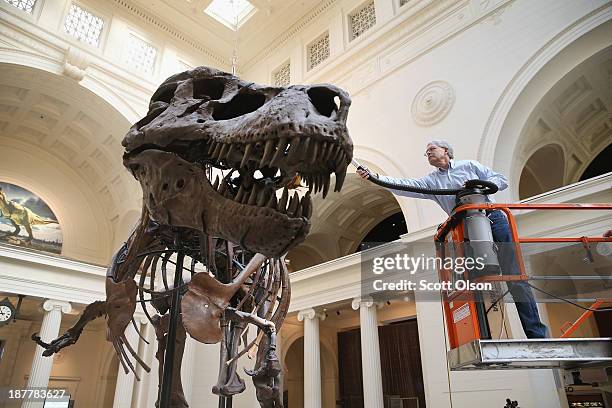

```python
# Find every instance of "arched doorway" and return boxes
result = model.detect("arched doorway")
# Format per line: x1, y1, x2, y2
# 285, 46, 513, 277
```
284, 337, 304, 408
282, 335, 337, 408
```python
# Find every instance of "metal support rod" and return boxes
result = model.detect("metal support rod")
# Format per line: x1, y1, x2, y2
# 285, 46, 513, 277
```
218, 248, 233, 408
160, 237, 185, 408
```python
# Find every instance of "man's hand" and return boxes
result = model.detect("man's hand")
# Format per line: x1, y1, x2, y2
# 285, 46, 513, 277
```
356, 167, 371, 179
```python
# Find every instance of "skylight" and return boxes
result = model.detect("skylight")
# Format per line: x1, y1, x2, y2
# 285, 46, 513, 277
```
204, 0, 255, 31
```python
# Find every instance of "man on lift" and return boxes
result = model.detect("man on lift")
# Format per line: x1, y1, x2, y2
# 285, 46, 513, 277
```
356, 140, 548, 338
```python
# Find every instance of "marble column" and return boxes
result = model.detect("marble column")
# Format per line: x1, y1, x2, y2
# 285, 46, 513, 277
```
113, 322, 140, 408
22, 299, 72, 408
352, 296, 384, 408
131, 315, 152, 408
140, 320, 160, 408
297, 308, 325, 408
180, 334, 196, 405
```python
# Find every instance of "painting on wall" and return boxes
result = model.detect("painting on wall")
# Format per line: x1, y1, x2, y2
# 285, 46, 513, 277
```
0, 182, 62, 254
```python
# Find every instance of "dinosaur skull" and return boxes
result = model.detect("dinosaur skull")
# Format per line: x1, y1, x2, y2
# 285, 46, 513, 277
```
123, 67, 352, 257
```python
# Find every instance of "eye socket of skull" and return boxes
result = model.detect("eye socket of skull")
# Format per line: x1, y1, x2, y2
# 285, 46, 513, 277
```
212, 91, 267, 121
150, 82, 179, 107
307, 86, 340, 118
193, 77, 225, 100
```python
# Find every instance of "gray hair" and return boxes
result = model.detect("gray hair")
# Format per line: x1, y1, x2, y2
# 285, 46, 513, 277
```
427, 140, 454, 159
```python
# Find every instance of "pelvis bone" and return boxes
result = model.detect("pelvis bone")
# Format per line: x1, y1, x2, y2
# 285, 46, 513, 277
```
182, 253, 266, 343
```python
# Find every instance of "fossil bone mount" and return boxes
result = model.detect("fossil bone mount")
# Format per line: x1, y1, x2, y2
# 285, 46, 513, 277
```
32, 66, 353, 407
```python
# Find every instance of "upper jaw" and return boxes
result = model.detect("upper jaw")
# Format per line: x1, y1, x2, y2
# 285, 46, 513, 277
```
124, 119, 352, 199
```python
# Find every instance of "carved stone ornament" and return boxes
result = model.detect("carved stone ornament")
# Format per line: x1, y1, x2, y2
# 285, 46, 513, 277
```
411, 80, 455, 126
62, 46, 91, 81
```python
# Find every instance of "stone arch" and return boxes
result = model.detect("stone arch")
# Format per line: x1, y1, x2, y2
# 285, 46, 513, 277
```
281, 334, 337, 408
0, 48, 143, 123
518, 143, 565, 199
478, 7, 612, 200
284, 336, 304, 408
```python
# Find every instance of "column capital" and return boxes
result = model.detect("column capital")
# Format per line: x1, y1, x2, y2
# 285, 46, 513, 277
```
297, 308, 326, 322
351, 296, 379, 310
133, 312, 149, 325
43, 299, 72, 314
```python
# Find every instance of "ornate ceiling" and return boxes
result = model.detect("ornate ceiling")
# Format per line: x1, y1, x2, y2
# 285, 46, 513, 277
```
123, 0, 333, 68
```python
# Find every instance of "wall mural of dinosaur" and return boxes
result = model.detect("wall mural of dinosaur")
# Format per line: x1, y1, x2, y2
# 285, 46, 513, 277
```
0, 182, 61, 253
33, 66, 353, 407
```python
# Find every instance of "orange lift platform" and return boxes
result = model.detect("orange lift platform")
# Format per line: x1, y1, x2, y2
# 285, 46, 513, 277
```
433, 201, 612, 371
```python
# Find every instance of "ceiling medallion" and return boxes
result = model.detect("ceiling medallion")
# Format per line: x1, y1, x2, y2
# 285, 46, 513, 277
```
411, 80, 455, 127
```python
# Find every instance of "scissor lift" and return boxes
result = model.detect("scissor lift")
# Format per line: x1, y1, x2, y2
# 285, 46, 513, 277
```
434, 203, 612, 372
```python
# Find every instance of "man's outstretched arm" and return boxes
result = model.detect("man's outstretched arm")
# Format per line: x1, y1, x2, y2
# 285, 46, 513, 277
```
470, 161, 508, 191
357, 167, 436, 200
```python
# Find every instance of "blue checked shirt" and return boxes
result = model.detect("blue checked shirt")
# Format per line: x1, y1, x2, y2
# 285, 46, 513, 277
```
377, 159, 508, 215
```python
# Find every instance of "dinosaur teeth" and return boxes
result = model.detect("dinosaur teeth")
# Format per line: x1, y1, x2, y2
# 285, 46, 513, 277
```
334, 163, 347, 192
301, 192, 312, 218
327, 144, 338, 163
226, 143, 236, 160
218, 143, 229, 160
212, 175, 220, 190
270, 138, 288, 167
257, 188, 268, 207
322, 174, 330, 199
303, 175, 311, 191
241, 143, 253, 168
277, 187, 288, 213
267, 192, 277, 208
287, 138, 301, 163
309, 140, 319, 163
290, 192, 300, 216
235, 185, 245, 203
334, 145, 343, 163
247, 184, 258, 206
301, 138, 311, 162
218, 178, 227, 194
212, 143, 222, 159
341, 151, 348, 165
260, 139, 275, 167
320, 142, 329, 162
315, 174, 322, 194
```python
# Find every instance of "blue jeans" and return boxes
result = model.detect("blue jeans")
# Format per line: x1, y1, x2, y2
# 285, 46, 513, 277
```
488, 210, 548, 339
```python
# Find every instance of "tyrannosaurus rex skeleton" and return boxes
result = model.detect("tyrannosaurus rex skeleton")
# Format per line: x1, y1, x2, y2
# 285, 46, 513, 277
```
33, 66, 353, 407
